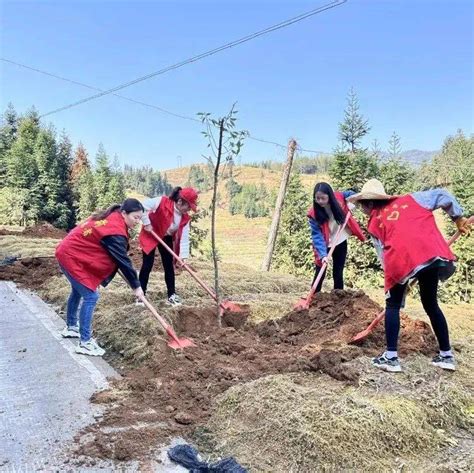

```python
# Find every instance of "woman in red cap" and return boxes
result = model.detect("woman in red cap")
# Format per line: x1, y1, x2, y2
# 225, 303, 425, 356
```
138, 186, 198, 306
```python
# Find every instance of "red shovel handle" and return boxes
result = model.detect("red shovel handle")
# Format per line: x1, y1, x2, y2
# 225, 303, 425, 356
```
149, 230, 224, 307
304, 212, 351, 306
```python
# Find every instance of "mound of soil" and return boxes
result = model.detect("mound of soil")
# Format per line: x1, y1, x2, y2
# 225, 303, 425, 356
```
76, 290, 437, 463
0, 257, 61, 290
21, 222, 66, 239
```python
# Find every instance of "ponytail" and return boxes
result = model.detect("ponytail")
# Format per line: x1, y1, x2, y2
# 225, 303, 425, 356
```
169, 186, 182, 202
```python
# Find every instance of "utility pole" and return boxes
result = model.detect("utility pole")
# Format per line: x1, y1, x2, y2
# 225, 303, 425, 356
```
261, 138, 297, 271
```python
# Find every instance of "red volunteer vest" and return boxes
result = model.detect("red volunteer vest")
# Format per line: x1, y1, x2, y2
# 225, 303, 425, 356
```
56, 211, 129, 291
307, 192, 366, 265
139, 196, 190, 255
368, 195, 455, 291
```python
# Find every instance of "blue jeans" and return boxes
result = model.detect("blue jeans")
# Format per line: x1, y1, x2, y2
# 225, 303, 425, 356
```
60, 266, 99, 342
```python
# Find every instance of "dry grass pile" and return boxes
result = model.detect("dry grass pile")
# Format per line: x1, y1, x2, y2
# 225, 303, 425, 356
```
199, 358, 473, 472
0, 234, 59, 259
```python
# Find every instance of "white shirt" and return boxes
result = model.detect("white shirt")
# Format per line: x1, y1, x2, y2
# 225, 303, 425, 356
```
323, 205, 352, 247
141, 196, 190, 259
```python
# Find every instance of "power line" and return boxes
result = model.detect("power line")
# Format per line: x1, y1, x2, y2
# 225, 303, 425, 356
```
1, 58, 201, 123
2, 57, 326, 154
38, 0, 347, 118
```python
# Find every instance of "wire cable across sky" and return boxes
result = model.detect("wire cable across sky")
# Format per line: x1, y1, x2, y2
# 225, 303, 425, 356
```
1, 57, 324, 154
37, 0, 347, 119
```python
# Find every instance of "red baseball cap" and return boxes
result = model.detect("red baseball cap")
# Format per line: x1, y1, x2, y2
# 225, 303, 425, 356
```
180, 187, 199, 212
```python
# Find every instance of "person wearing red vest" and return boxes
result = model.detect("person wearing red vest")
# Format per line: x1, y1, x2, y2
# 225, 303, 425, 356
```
308, 182, 366, 292
349, 179, 471, 373
56, 198, 144, 357
138, 186, 198, 307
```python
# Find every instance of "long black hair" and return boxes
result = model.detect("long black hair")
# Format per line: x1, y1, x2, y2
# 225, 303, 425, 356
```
312, 182, 345, 225
91, 198, 144, 220
169, 186, 182, 202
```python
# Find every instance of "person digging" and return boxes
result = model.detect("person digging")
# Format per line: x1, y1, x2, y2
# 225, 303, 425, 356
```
349, 179, 471, 373
138, 186, 198, 307
56, 199, 145, 356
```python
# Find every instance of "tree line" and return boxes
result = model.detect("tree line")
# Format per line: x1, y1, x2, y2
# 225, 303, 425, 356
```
0, 104, 172, 229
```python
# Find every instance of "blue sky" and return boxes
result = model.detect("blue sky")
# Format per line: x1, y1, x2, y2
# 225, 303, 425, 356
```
1, 0, 473, 170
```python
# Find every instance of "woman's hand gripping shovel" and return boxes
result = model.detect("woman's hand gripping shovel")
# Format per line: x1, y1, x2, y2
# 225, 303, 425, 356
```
119, 272, 195, 350
149, 230, 245, 317
294, 212, 351, 311
348, 216, 473, 344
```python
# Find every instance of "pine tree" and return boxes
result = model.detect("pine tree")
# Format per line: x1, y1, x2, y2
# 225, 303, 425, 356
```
77, 169, 97, 220
56, 131, 75, 228
94, 143, 112, 209
70, 142, 90, 185
35, 127, 60, 222
0, 103, 18, 182
329, 150, 379, 191
6, 115, 40, 189
5, 114, 41, 223
106, 155, 126, 205
388, 131, 402, 159
338, 88, 370, 153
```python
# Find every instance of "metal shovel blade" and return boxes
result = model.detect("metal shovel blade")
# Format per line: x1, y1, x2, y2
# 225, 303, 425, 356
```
293, 296, 310, 311
166, 327, 195, 350
220, 300, 244, 312
348, 310, 385, 344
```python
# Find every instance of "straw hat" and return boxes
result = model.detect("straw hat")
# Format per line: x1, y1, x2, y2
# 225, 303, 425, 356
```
347, 178, 395, 202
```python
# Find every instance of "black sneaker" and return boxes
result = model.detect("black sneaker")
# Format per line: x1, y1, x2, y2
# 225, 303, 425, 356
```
432, 354, 456, 371
372, 353, 402, 373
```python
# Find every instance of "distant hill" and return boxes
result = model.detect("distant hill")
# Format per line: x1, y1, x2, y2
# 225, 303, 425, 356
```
378, 149, 438, 165
400, 149, 438, 165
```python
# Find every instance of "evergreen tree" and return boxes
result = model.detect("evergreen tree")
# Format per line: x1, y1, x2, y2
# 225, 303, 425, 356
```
273, 173, 313, 275
388, 131, 402, 159
338, 88, 370, 153
94, 143, 112, 209
379, 157, 414, 195
0, 103, 18, 182
56, 131, 75, 228
5, 114, 41, 223
70, 142, 90, 184
6, 115, 40, 189
77, 169, 97, 220
35, 127, 60, 222
106, 155, 126, 205
329, 150, 379, 191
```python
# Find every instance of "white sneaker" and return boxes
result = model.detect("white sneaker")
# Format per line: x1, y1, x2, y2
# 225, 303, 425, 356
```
75, 338, 105, 357
135, 298, 145, 307
167, 294, 182, 307
61, 325, 80, 338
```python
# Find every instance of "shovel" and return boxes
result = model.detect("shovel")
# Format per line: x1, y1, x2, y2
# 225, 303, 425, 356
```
149, 230, 245, 316
118, 271, 194, 349
294, 212, 351, 311
137, 293, 195, 349
348, 216, 473, 345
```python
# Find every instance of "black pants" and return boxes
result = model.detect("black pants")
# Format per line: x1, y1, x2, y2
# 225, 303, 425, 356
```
139, 235, 175, 298
385, 264, 451, 352
312, 240, 348, 292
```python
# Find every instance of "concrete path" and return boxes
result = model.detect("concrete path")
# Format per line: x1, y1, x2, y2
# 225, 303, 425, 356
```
0, 281, 186, 472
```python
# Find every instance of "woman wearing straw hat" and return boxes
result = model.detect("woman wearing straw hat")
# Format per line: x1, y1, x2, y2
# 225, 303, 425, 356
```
349, 179, 471, 372
308, 182, 366, 292
138, 186, 198, 307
